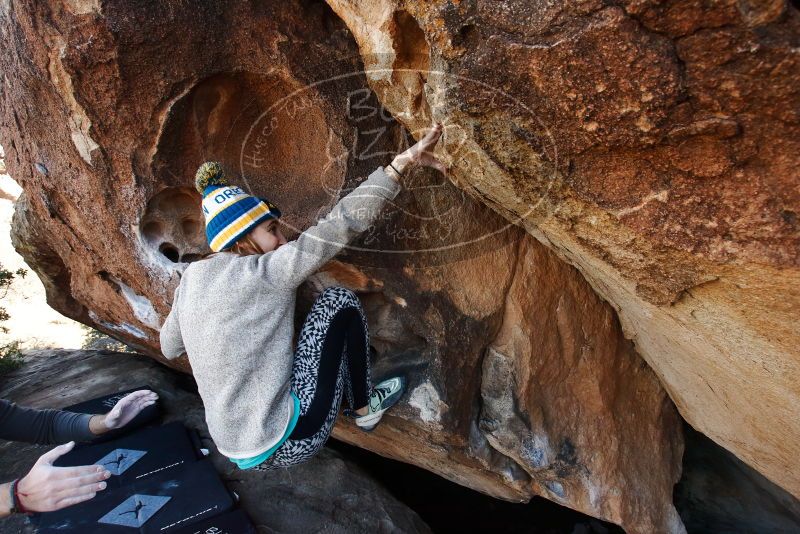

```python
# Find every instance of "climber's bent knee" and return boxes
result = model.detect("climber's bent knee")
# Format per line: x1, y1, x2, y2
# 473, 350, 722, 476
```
317, 286, 361, 311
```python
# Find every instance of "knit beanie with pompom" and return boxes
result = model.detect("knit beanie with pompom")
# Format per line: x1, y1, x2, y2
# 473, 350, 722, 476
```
195, 162, 281, 252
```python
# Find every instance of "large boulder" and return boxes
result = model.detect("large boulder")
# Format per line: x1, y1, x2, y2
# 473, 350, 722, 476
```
3, 0, 795, 530
325, 0, 800, 500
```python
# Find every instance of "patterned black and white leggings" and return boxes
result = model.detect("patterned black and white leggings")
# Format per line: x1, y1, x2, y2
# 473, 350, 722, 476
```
253, 286, 372, 471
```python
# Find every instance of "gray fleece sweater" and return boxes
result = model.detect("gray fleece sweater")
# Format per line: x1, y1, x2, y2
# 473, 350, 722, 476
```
159, 166, 401, 458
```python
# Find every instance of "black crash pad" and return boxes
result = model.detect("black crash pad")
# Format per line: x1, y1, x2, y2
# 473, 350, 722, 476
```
54, 422, 203, 489
35, 459, 234, 533
171, 509, 257, 534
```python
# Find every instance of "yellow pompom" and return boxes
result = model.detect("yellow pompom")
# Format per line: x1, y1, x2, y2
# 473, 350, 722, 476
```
195, 161, 228, 193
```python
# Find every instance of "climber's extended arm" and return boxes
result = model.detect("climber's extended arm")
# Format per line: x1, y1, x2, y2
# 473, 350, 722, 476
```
254, 166, 402, 290
254, 122, 444, 289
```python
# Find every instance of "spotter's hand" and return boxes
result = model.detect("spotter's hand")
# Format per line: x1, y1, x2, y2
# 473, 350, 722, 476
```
100, 390, 158, 432
16, 442, 111, 512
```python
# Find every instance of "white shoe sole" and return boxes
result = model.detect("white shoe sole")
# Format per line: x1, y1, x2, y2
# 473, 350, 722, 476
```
355, 409, 386, 431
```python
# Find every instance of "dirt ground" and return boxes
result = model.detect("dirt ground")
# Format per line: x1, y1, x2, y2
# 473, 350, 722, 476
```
0, 168, 87, 350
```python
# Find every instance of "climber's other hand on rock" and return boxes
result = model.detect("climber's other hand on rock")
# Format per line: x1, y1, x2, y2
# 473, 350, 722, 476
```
414, 122, 448, 175
91, 389, 159, 434
391, 122, 448, 179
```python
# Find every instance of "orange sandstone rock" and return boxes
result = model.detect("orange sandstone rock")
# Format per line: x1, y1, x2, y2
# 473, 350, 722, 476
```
4, 0, 795, 531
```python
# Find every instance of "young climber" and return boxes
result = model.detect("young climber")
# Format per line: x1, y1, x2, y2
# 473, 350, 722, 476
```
159, 122, 447, 470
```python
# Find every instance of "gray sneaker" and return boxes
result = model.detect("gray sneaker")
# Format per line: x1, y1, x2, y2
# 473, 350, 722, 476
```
354, 377, 406, 432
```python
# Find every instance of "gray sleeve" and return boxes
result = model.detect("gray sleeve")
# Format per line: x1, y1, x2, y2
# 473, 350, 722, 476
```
255, 166, 402, 289
159, 284, 186, 360
0, 398, 95, 444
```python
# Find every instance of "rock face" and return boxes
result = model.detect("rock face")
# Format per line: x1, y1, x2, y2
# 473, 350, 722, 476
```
0, 349, 432, 534
1, 0, 796, 531
326, 0, 800, 502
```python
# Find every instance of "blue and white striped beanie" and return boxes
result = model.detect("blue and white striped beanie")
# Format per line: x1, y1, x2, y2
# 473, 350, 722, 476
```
195, 162, 281, 252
